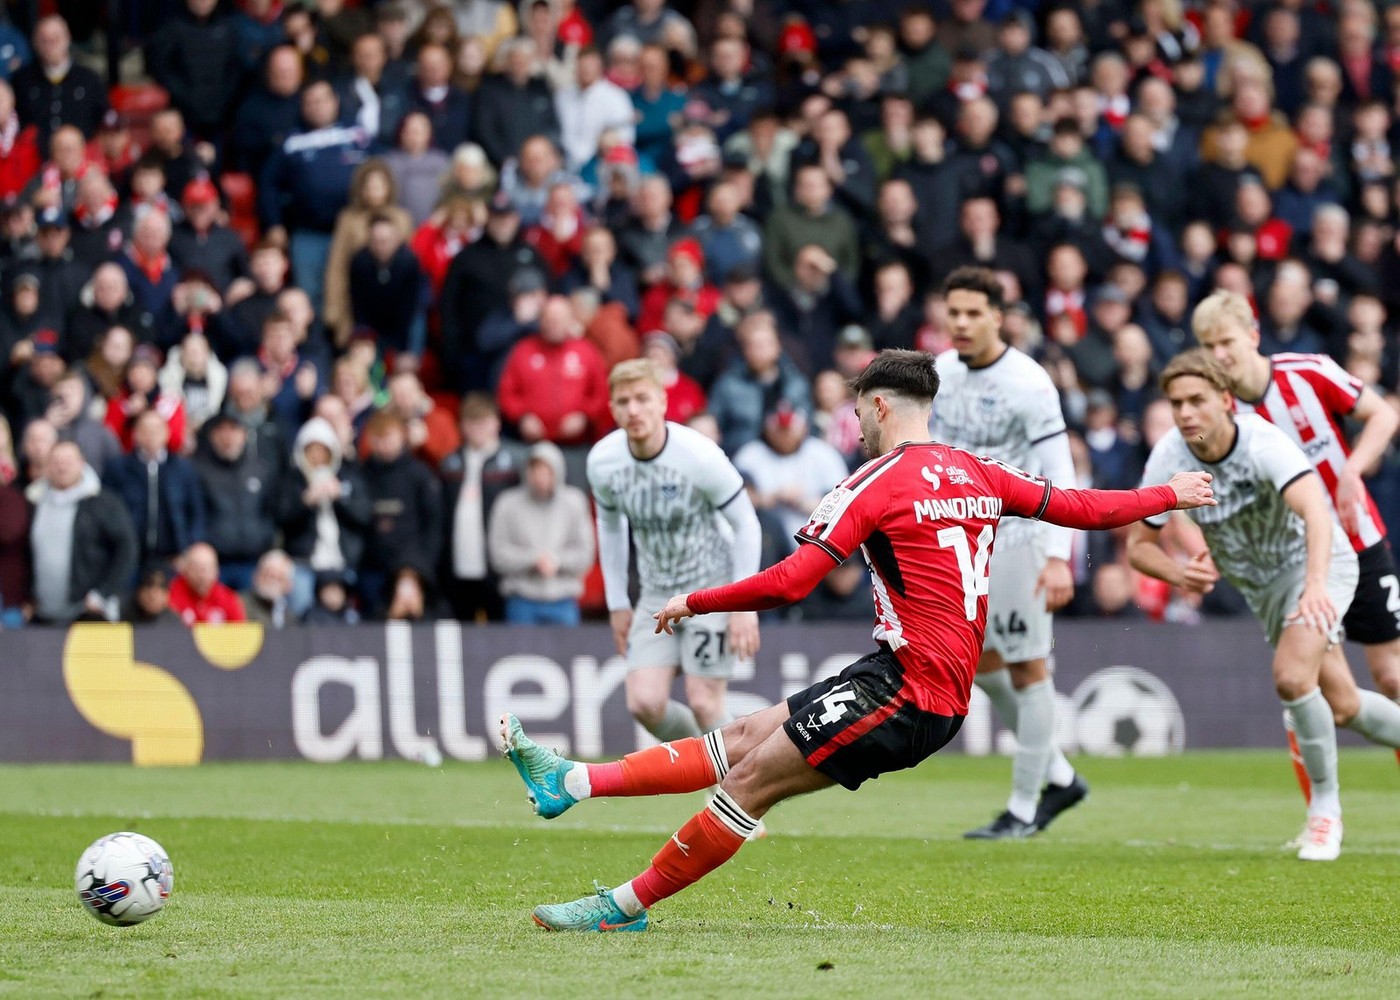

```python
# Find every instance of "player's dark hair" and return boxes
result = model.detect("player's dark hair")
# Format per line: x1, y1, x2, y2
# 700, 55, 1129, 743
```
942, 266, 1004, 310
847, 349, 940, 404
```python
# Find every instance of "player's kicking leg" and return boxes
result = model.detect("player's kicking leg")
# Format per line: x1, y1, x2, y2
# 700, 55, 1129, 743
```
500, 701, 792, 819
522, 648, 961, 931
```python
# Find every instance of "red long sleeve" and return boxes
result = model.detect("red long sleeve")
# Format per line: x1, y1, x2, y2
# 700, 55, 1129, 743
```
687, 542, 837, 614
1038, 484, 1178, 530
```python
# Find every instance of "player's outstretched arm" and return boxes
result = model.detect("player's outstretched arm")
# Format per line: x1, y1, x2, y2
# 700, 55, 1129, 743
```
653, 543, 837, 634
1031, 471, 1215, 530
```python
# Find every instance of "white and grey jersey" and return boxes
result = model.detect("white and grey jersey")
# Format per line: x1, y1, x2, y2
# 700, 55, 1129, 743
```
932, 347, 1067, 544
587, 423, 746, 596
1139, 415, 1351, 609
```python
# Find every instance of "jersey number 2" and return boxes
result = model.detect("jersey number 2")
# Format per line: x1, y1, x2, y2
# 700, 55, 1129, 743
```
937, 525, 993, 620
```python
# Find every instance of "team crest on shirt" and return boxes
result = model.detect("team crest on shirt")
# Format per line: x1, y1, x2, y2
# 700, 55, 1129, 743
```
980, 396, 997, 410
660, 483, 679, 499
1289, 405, 1307, 425
810, 487, 849, 525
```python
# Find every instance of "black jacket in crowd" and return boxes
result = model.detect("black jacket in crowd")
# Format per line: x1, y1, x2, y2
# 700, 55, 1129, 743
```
361, 450, 442, 580
348, 245, 426, 354
145, 6, 246, 136
63, 490, 138, 611
192, 445, 281, 564
439, 234, 545, 388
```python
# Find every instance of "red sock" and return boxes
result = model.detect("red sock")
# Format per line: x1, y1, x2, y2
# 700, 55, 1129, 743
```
1287, 730, 1312, 804
630, 806, 747, 908
588, 734, 721, 798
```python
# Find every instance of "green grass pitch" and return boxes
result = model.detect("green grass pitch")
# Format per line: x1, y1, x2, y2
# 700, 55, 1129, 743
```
3, 751, 1400, 999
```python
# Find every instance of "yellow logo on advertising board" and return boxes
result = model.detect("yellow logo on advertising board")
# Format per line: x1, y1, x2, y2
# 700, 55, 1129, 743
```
62, 623, 263, 766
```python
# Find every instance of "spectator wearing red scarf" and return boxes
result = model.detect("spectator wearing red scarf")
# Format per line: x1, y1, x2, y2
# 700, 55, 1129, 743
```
118, 206, 183, 345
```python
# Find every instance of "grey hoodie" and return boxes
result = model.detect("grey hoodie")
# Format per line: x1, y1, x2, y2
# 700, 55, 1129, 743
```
31, 464, 101, 621
487, 441, 595, 602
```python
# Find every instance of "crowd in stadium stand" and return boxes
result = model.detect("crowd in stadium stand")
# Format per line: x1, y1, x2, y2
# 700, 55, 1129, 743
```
0, 0, 1398, 627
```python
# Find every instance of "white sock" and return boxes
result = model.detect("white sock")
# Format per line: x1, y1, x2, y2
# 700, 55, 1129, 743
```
1285, 689, 1341, 819
562, 763, 592, 800
611, 880, 645, 917
651, 700, 703, 741
1345, 690, 1400, 748
975, 669, 1019, 729
1046, 749, 1076, 788
1007, 679, 1055, 823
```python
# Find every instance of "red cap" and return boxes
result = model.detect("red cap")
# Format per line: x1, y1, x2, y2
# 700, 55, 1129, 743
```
603, 144, 639, 167
182, 177, 220, 206
779, 20, 816, 56
668, 237, 704, 267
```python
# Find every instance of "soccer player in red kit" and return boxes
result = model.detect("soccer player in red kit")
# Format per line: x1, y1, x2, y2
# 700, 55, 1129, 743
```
502, 349, 1216, 932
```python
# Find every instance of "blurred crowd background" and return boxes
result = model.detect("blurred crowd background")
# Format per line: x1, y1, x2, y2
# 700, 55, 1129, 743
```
0, 0, 1394, 628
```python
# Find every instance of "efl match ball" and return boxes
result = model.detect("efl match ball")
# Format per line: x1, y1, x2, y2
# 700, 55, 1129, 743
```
74, 832, 174, 927
1072, 667, 1186, 757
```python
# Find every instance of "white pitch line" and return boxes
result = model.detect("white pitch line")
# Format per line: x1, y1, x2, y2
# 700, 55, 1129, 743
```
9, 806, 1400, 855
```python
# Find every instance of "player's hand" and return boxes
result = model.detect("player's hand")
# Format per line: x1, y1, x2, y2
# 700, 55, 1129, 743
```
1335, 470, 1364, 538
1179, 551, 1218, 595
608, 608, 632, 655
728, 610, 760, 659
1287, 584, 1339, 637
1035, 557, 1074, 612
653, 594, 694, 635
1168, 471, 1215, 510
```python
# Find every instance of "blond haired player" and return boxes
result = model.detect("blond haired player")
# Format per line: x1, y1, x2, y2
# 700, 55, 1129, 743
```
586, 359, 762, 748
1130, 350, 1400, 861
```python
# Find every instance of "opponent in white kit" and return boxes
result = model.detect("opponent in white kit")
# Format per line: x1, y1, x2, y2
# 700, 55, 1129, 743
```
1130, 350, 1400, 861
587, 359, 762, 745
931, 267, 1088, 838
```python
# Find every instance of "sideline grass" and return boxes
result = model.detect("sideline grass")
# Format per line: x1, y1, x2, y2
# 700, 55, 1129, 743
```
2, 752, 1399, 999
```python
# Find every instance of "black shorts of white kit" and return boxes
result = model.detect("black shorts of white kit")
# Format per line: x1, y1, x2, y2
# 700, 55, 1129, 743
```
783, 646, 963, 791
1343, 541, 1400, 645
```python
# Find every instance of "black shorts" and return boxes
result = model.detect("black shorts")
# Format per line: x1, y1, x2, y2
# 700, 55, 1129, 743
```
783, 646, 963, 791
1343, 541, 1400, 645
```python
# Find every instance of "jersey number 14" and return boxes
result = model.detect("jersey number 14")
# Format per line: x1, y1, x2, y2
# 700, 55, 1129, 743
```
937, 525, 993, 620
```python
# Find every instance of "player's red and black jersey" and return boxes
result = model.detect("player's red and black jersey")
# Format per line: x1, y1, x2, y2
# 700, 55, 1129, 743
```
688, 442, 1177, 718
792, 443, 1057, 717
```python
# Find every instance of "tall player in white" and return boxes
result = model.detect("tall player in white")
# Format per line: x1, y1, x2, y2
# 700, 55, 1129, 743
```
588, 359, 762, 746
931, 267, 1087, 839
